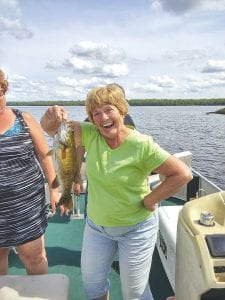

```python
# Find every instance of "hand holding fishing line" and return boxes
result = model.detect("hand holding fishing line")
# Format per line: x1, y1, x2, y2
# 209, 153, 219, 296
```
49, 188, 67, 216
40, 105, 68, 137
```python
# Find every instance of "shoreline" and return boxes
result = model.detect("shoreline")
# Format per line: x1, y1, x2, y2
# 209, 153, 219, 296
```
8, 98, 225, 107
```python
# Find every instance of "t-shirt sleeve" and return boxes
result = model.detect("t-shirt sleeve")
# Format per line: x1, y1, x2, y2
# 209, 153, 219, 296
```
80, 121, 97, 149
141, 136, 171, 173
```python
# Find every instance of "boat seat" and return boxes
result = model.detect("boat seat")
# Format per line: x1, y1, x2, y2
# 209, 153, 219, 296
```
156, 205, 183, 290
150, 151, 193, 201
0, 274, 69, 300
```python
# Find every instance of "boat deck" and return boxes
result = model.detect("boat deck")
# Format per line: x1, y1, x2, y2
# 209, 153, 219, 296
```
8, 194, 176, 300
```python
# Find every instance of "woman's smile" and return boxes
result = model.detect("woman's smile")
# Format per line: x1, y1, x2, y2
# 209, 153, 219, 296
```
92, 104, 129, 148
102, 120, 114, 129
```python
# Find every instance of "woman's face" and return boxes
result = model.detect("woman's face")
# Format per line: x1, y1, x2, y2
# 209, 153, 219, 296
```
92, 104, 124, 140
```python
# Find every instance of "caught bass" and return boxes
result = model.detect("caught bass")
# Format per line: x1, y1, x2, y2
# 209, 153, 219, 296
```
50, 120, 80, 211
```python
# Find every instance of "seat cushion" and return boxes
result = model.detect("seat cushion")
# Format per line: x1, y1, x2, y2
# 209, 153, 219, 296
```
0, 274, 69, 300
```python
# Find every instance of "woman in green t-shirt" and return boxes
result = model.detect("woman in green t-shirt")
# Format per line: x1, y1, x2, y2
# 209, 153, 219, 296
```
41, 83, 192, 300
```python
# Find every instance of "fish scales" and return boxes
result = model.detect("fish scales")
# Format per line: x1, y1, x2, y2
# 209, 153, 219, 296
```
52, 121, 80, 211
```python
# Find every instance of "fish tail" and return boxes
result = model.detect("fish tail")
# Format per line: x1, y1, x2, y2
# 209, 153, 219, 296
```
58, 192, 74, 211
46, 149, 54, 156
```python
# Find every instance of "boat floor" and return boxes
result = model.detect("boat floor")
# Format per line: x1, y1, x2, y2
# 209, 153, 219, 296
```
8, 194, 175, 300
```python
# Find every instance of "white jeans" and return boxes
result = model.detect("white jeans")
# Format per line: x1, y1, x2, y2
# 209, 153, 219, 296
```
81, 211, 158, 300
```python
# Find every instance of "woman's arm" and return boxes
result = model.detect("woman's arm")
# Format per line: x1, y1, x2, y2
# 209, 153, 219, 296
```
70, 121, 84, 195
73, 145, 85, 196
23, 112, 61, 214
143, 155, 193, 211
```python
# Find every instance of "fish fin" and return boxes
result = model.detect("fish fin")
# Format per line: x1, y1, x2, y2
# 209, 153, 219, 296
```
57, 193, 73, 212
67, 198, 74, 211
52, 176, 60, 188
47, 149, 54, 156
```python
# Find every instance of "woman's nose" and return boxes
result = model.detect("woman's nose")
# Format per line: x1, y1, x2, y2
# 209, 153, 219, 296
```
101, 112, 109, 120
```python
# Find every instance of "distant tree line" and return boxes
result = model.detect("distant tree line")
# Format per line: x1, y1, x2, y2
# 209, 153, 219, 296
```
128, 98, 225, 106
9, 100, 85, 106
8, 98, 225, 106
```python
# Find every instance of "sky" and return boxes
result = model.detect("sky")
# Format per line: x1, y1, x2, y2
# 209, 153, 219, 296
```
1, 0, 225, 102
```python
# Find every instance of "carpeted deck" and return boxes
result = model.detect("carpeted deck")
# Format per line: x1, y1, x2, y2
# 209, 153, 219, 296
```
8, 194, 174, 300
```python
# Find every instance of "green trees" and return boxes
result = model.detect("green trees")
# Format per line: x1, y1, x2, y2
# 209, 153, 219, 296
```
8, 98, 225, 106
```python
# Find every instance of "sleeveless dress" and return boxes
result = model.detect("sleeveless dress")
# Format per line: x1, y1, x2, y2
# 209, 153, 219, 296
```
0, 109, 48, 247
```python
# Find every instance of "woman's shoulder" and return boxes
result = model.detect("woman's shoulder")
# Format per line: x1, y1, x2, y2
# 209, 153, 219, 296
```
130, 129, 153, 143
80, 121, 99, 146
80, 121, 98, 133
22, 111, 37, 125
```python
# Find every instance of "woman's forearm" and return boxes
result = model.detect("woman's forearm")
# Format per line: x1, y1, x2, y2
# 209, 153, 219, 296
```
144, 169, 193, 211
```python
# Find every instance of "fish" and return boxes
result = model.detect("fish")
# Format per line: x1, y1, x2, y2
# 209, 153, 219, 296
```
50, 120, 80, 212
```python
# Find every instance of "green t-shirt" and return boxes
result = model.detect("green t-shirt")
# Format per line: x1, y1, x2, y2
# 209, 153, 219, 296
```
81, 122, 170, 226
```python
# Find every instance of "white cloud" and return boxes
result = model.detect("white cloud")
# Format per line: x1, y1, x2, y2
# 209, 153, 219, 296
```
57, 77, 80, 88
201, 0, 225, 11
148, 75, 177, 88
3, 1, 225, 101
184, 73, 225, 93
0, 16, 33, 39
0, 0, 20, 12
132, 75, 176, 95
133, 82, 162, 93
57, 76, 111, 89
0, 0, 32, 39
102, 63, 128, 77
46, 41, 129, 78
45, 61, 63, 70
202, 60, 225, 73
9, 74, 27, 81
55, 90, 73, 98
150, 0, 225, 14
214, 72, 225, 80
151, 0, 199, 14
66, 57, 95, 73
70, 41, 126, 63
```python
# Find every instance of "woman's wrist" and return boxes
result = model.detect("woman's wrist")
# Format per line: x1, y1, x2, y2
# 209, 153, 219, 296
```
143, 195, 158, 211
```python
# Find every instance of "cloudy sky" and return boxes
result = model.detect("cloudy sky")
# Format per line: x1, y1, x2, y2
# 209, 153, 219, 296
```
1, 0, 225, 102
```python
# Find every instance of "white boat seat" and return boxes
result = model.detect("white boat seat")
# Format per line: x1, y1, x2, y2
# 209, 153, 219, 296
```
156, 205, 183, 291
150, 151, 193, 201
0, 274, 69, 300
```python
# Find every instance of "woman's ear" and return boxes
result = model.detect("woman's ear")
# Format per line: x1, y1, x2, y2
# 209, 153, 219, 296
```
120, 114, 125, 122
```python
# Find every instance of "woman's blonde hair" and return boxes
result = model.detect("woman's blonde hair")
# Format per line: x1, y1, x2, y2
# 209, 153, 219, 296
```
86, 83, 129, 123
0, 69, 9, 94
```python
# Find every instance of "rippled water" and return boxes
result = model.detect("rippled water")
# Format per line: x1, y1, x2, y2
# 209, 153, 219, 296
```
129, 106, 225, 190
14, 105, 225, 190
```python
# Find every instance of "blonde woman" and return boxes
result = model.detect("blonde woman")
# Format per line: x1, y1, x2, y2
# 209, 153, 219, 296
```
41, 83, 192, 300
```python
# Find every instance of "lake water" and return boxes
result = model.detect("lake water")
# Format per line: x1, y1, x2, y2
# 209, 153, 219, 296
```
13, 105, 225, 190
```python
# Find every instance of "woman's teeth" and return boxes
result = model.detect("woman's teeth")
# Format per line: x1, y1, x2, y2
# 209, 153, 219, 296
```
103, 122, 113, 128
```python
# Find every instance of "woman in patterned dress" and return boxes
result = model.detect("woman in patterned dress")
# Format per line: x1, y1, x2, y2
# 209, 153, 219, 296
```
0, 69, 60, 275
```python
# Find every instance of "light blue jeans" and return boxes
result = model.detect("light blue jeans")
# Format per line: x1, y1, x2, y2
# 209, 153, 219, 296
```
81, 211, 158, 300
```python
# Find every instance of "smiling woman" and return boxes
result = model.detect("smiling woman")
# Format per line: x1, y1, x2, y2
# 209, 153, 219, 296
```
40, 83, 192, 300
85, 85, 130, 149
86, 84, 129, 123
